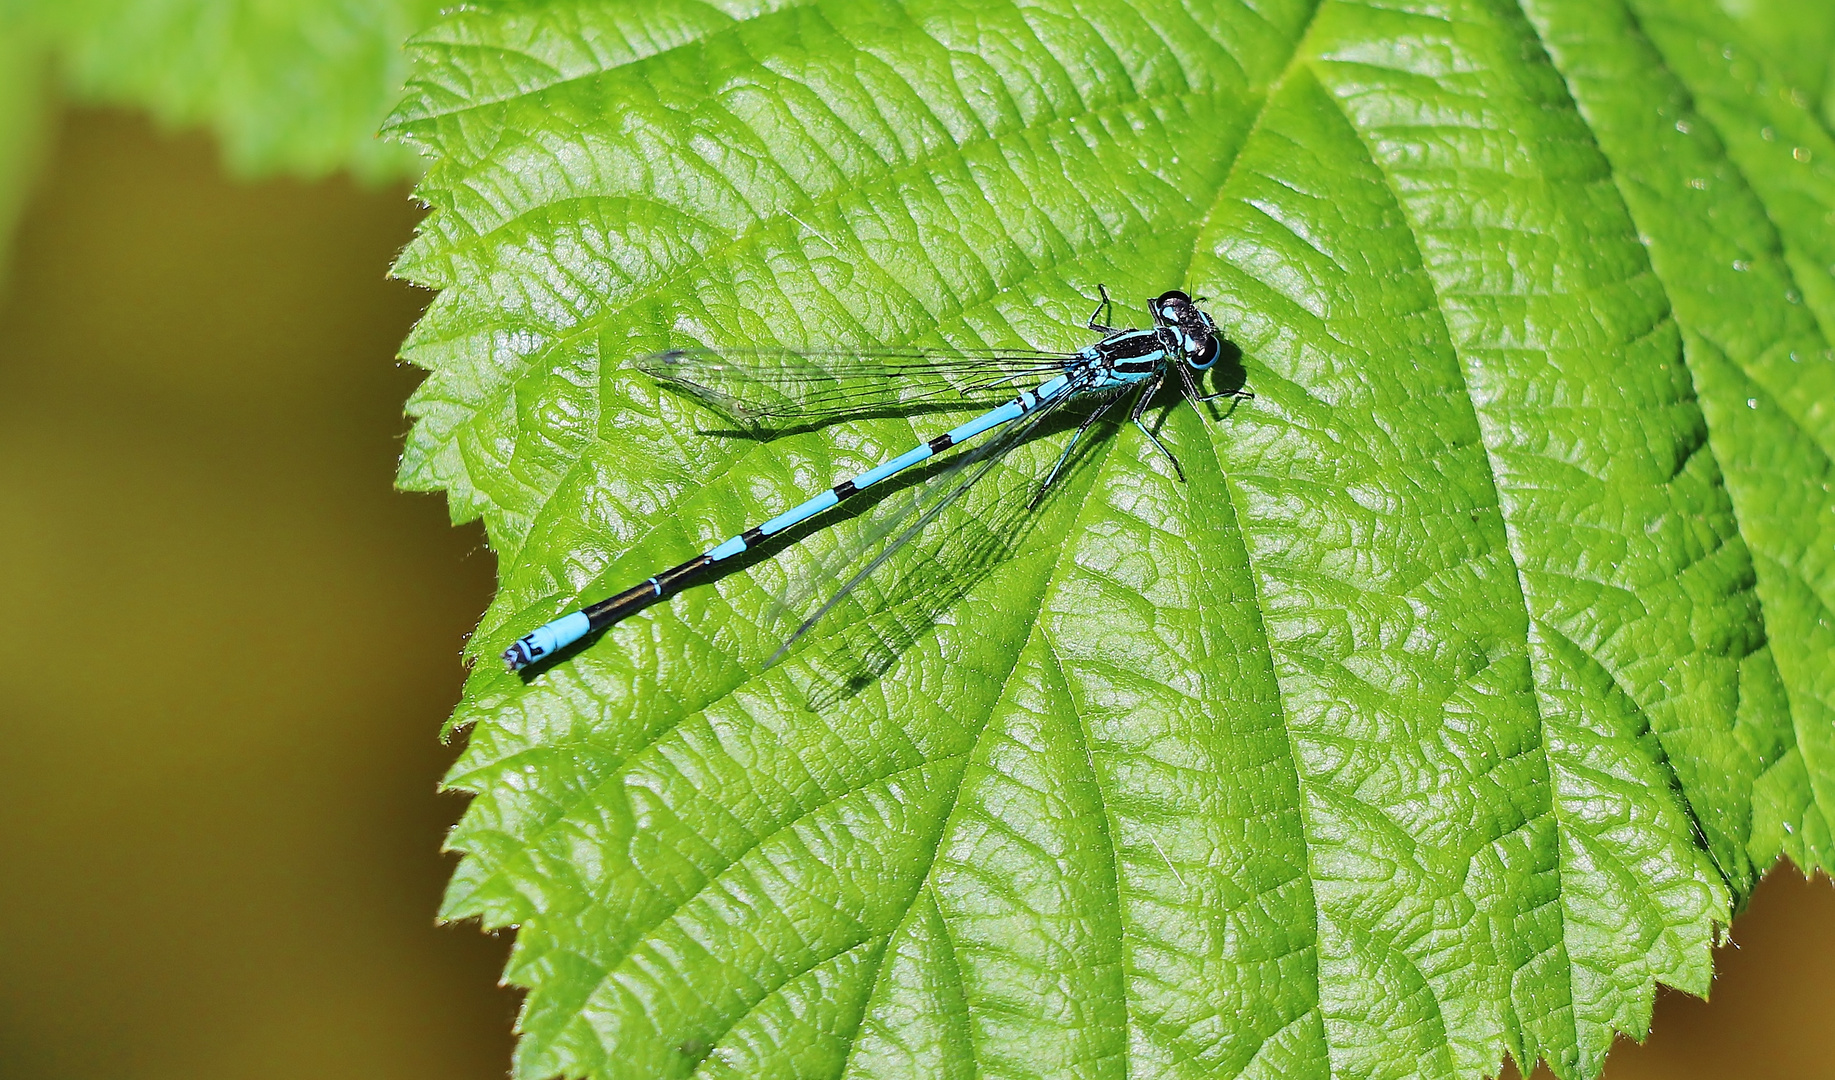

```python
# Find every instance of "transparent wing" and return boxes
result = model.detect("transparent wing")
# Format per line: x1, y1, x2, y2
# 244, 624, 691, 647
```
755, 388, 1102, 703
636, 346, 1070, 432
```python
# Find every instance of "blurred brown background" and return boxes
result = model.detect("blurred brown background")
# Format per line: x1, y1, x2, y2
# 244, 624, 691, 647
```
0, 107, 1828, 1080
0, 109, 513, 1078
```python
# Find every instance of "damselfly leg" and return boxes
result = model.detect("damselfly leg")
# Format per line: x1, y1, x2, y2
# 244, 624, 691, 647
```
1128, 369, 1186, 482
1086, 283, 1117, 334
1031, 391, 1126, 509
1172, 356, 1256, 406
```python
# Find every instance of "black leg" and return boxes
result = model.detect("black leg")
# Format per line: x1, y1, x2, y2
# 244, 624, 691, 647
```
1031, 395, 1123, 508
1174, 360, 1205, 412
1174, 360, 1255, 407
1130, 371, 1186, 482
1086, 283, 1116, 333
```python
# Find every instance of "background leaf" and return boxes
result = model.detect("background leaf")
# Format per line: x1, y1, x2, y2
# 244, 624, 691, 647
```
0, 26, 50, 292
387, 1, 1835, 1077
1709, 0, 1835, 131
1, 0, 445, 181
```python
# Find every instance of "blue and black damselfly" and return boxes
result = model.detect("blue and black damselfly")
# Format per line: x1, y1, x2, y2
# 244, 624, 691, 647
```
501, 288, 1251, 673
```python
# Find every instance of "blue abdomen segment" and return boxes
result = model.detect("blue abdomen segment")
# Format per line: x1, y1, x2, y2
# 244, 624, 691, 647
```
706, 534, 747, 561
853, 444, 936, 489
503, 610, 591, 670
764, 488, 839, 531
941, 400, 1023, 445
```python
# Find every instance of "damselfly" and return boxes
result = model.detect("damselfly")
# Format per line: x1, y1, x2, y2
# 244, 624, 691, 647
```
501, 287, 1251, 672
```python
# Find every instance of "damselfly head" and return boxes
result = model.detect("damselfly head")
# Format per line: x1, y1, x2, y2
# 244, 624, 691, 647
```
1151, 290, 1221, 370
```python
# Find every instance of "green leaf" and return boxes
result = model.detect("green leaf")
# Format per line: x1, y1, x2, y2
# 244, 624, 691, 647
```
387, 1, 1835, 1078
2, 0, 445, 181
1706, 0, 1835, 131
1532, 0, 1835, 883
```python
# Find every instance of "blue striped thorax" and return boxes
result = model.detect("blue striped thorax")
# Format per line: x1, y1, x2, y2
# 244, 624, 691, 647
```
1076, 329, 1165, 389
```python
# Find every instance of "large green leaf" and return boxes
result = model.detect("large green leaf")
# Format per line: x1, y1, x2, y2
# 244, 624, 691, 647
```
0, 0, 445, 180
386, 0, 1835, 1077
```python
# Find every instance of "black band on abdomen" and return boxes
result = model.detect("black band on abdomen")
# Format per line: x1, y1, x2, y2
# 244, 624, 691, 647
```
583, 553, 715, 630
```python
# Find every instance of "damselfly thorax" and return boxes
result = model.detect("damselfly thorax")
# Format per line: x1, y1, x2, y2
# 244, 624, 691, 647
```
1068, 289, 1223, 389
